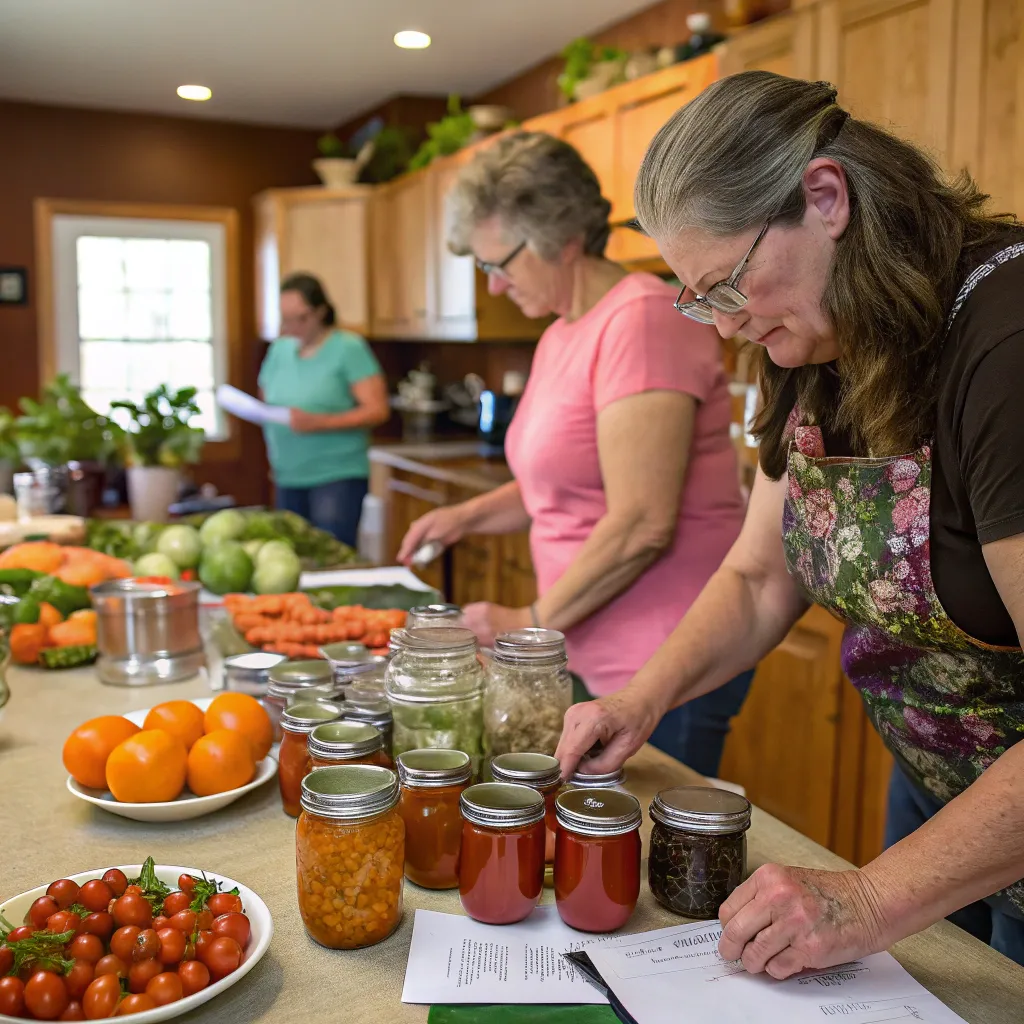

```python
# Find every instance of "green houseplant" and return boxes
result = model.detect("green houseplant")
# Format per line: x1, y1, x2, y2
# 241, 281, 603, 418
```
0, 407, 17, 497
408, 95, 476, 171
558, 38, 628, 102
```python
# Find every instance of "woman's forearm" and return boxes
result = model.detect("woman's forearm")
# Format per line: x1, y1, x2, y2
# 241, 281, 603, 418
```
458, 481, 531, 535
322, 405, 390, 430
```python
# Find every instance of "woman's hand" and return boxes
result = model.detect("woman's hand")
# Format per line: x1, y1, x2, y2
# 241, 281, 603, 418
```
289, 408, 333, 433
397, 504, 473, 564
461, 603, 531, 647
717, 864, 891, 979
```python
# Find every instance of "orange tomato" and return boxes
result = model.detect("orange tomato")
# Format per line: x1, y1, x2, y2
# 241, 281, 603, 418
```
9, 623, 50, 665
63, 716, 141, 789
105, 730, 188, 803
0, 541, 64, 574
49, 617, 98, 648
203, 693, 273, 761
143, 702, 205, 752
37, 603, 64, 629
187, 730, 256, 796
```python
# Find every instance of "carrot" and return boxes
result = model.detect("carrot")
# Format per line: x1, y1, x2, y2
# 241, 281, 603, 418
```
49, 617, 98, 648
0, 541, 64, 574
37, 602, 64, 629
10, 623, 51, 665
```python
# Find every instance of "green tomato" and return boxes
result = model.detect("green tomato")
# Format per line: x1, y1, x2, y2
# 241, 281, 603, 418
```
198, 509, 247, 546
156, 524, 202, 569
133, 552, 181, 579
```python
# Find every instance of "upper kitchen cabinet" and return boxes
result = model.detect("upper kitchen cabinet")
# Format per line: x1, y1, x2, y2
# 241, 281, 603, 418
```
717, 5, 818, 79
255, 186, 372, 340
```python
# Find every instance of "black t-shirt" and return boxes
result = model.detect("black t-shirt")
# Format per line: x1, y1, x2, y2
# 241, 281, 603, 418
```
821, 226, 1024, 646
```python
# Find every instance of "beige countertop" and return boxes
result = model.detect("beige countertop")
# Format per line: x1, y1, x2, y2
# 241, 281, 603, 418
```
369, 441, 513, 495
2, 660, 1023, 1024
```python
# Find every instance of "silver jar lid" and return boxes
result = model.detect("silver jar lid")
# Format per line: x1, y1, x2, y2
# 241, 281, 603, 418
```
307, 720, 382, 761
397, 748, 472, 788
555, 788, 642, 836
408, 603, 462, 623
460, 782, 545, 829
340, 704, 392, 728
568, 765, 626, 789
649, 786, 751, 835
224, 651, 287, 695
492, 628, 567, 666
391, 626, 478, 654
490, 752, 561, 789
267, 659, 332, 691
300, 764, 399, 820
281, 701, 343, 735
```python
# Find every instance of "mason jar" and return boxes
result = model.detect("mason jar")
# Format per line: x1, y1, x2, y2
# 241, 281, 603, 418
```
308, 720, 389, 770
406, 603, 463, 629
339, 669, 394, 763
565, 765, 631, 796
489, 752, 561, 864
263, 660, 333, 741
278, 701, 343, 817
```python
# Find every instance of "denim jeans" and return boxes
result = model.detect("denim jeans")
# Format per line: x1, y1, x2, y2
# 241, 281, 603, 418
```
275, 477, 368, 548
885, 764, 1024, 965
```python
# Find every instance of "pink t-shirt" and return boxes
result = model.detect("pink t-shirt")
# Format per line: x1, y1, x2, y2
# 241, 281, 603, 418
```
504, 273, 745, 696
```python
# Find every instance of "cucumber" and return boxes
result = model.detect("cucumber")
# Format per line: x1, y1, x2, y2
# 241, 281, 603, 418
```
39, 644, 98, 669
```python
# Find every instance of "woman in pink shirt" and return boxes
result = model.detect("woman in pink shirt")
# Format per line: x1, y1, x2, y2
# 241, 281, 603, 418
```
398, 132, 751, 777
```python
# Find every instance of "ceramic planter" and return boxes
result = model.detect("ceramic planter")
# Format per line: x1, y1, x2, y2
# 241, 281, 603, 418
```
126, 465, 180, 522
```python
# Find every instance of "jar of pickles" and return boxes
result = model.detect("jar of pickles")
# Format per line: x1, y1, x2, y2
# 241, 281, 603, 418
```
278, 701, 343, 817
386, 627, 484, 776
648, 786, 751, 919
308, 720, 389, 769
263, 660, 333, 741
397, 748, 472, 890
459, 782, 545, 924
296, 765, 405, 949
554, 789, 642, 933
565, 764, 630, 795
406, 603, 463, 629
483, 629, 571, 759
489, 752, 561, 864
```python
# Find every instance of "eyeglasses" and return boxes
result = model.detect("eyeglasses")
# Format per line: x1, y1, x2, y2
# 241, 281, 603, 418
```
674, 220, 771, 325
475, 240, 526, 279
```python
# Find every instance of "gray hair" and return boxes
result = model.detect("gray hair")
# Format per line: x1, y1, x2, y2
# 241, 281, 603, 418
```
447, 131, 611, 260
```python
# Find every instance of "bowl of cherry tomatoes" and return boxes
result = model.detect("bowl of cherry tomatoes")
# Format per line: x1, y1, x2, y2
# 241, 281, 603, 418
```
0, 858, 272, 1021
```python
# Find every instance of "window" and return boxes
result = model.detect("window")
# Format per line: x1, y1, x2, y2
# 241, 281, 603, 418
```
51, 213, 230, 440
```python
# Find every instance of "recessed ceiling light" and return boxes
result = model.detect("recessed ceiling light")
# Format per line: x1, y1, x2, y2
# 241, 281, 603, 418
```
394, 30, 430, 49
177, 84, 212, 101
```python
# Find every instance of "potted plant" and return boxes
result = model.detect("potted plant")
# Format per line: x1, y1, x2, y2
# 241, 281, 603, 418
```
313, 132, 374, 187
110, 385, 205, 522
558, 38, 628, 103
408, 95, 476, 171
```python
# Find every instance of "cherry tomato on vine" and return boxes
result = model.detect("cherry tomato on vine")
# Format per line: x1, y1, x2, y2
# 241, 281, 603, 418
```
152, 915, 169, 931
131, 929, 160, 963
127, 959, 162, 994
46, 879, 81, 910
80, 912, 115, 942
82, 973, 121, 1019
8, 925, 35, 943
112, 894, 152, 929
65, 961, 95, 1001
178, 874, 196, 893
78, 880, 114, 914
157, 927, 187, 965
199, 936, 242, 980
0, 976, 26, 1017
25, 970, 70, 1021
68, 933, 105, 964
0, 947, 12, 975
94, 954, 128, 980
212, 912, 250, 949
60, 999, 85, 1020
167, 909, 197, 934
29, 896, 60, 930
115, 993, 156, 1015
47, 910, 82, 935
177, 960, 210, 997
109, 926, 141, 962
161, 891, 191, 917
145, 972, 183, 1006
207, 893, 243, 917
101, 869, 128, 897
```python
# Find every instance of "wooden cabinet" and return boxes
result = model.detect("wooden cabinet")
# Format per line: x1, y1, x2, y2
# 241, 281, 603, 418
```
718, 6, 818, 79
254, 186, 372, 339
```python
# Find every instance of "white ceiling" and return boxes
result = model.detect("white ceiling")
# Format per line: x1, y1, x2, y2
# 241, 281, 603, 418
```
0, 0, 654, 129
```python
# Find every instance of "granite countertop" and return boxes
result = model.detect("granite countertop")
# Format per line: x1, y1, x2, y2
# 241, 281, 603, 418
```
369, 440, 514, 494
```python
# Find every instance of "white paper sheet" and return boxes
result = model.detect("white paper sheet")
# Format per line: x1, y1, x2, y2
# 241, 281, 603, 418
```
402, 906, 634, 1005
215, 384, 290, 426
587, 920, 968, 1024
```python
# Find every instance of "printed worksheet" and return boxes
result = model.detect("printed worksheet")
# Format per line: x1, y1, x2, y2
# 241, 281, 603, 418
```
215, 384, 290, 426
587, 920, 968, 1024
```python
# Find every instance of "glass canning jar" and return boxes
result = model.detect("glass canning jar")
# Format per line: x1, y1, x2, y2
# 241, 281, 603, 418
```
308, 720, 389, 769
386, 627, 484, 776
406, 603, 463, 629
278, 701, 343, 817
339, 668, 394, 763
296, 765, 404, 949
263, 659, 333, 741
565, 764, 631, 796
484, 629, 571, 760
648, 786, 751, 919
397, 748, 472, 890
554, 788, 642, 933
489, 752, 561, 864
459, 782, 545, 924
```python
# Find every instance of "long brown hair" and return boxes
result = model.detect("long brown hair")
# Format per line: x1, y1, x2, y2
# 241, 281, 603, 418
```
635, 71, 1013, 478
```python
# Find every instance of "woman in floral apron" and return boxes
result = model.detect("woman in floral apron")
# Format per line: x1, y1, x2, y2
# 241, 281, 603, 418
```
557, 70, 1024, 973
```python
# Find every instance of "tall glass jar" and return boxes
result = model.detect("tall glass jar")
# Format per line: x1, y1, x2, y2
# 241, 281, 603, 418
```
397, 749, 472, 890
648, 786, 751, 919
565, 765, 630, 795
278, 701, 343, 817
263, 660, 333, 741
489, 752, 561, 864
339, 668, 394, 763
386, 627, 484, 776
296, 765, 405, 949
308, 720, 389, 769
483, 629, 571, 760
406, 604, 463, 629
554, 789, 642, 933
459, 782, 545, 924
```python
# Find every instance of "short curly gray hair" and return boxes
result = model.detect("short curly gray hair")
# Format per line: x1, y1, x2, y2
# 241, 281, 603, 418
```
447, 132, 611, 261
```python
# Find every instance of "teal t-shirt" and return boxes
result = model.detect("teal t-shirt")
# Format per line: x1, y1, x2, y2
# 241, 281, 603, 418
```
258, 330, 382, 488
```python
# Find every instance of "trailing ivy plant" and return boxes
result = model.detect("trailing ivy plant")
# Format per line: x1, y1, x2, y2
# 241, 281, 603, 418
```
110, 385, 205, 469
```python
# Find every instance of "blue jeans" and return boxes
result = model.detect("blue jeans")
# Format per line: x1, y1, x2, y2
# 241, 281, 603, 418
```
275, 477, 368, 548
647, 669, 755, 778
885, 765, 1024, 965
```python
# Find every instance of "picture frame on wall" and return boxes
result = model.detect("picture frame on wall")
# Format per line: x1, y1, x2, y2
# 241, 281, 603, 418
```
0, 267, 28, 305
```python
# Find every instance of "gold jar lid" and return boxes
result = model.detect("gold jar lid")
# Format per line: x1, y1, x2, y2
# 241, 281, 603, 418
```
460, 782, 545, 829
307, 720, 382, 760
555, 788, 642, 836
300, 765, 399, 820
397, 748, 472, 788
281, 701, 343, 735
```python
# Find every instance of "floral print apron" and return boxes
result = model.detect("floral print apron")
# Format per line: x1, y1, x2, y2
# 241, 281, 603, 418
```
782, 244, 1024, 912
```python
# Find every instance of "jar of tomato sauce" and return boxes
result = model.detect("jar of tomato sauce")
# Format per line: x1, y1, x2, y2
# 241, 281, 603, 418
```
489, 752, 561, 864
279, 701, 343, 817
308, 720, 390, 769
263, 660, 333, 741
296, 764, 405, 949
397, 748, 472, 890
554, 788, 642, 933
459, 782, 545, 924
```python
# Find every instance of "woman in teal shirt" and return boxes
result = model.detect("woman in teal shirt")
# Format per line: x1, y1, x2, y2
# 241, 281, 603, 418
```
258, 273, 389, 545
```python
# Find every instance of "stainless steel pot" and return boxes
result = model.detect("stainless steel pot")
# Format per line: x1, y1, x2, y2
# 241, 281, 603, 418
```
91, 579, 205, 686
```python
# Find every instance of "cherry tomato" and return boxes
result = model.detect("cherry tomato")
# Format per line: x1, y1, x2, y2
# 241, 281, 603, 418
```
47, 910, 82, 935
198, 935, 242, 980
131, 929, 160, 963
0, 975, 25, 1016
82, 973, 120, 1019
60, 999, 86, 1020
46, 879, 81, 911
0, 947, 12, 975
145, 972, 183, 1006
196, 909, 213, 931
25, 969, 70, 1020
156, 927, 186, 965
80, 912, 115, 942
151, 915, 169, 931
78, 880, 114, 914
112, 894, 152, 929
194, 929, 214, 959
207, 893, 242, 917
167, 909, 196, 934
212, 912, 250, 949
177, 960, 210, 997
29, 895, 61, 929
65, 961, 95, 1000
115, 993, 156, 1016
93, 955, 128, 980
177, 875, 196, 893
65, 934, 103, 964
109, 926, 141, 963
8, 925, 35, 943
127, 959, 162, 994
123, 885, 143, 898
161, 891, 191, 917
101, 870, 128, 898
